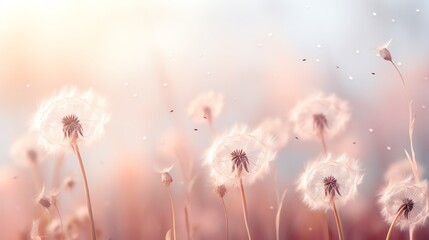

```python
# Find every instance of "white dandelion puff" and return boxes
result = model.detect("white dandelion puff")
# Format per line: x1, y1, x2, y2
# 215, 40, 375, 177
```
10, 133, 47, 167
297, 153, 363, 211
379, 177, 429, 231
187, 91, 224, 124
257, 117, 290, 150
289, 93, 350, 142
384, 159, 424, 183
32, 87, 110, 153
205, 125, 277, 187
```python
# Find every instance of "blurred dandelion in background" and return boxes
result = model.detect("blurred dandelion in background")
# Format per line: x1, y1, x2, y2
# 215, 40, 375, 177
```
290, 93, 350, 153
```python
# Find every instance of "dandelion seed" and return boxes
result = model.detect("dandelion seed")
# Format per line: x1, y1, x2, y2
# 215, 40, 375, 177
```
416, 9, 420, 13
257, 43, 263, 47
133, 93, 138, 98
317, 44, 322, 48
124, 82, 129, 87
163, 83, 168, 87
355, 50, 360, 54
379, 177, 429, 231
26, 84, 31, 88
268, 33, 273, 37
387, 146, 391, 150
315, 58, 320, 63
369, 128, 374, 133
391, 18, 396, 23
373, 12, 377, 16
348, 76, 353, 80
142, 136, 147, 141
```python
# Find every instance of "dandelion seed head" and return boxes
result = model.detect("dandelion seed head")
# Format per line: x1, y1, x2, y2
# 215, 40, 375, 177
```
290, 93, 350, 140
205, 125, 277, 187
10, 133, 47, 167
297, 153, 363, 211
214, 184, 227, 198
384, 159, 424, 183
379, 178, 429, 230
32, 87, 110, 152
188, 91, 224, 124
257, 117, 290, 150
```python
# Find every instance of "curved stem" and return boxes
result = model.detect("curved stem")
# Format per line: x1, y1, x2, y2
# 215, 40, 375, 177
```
239, 177, 252, 240
385, 205, 405, 240
167, 186, 177, 240
71, 143, 97, 240
329, 199, 344, 240
184, 205, 191, 240
221, 197, 229, 240
53, 204, 65, 240
275, 188, 287, 240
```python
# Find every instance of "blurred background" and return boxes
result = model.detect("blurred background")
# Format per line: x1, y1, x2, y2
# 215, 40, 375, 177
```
0, 0, 428, 239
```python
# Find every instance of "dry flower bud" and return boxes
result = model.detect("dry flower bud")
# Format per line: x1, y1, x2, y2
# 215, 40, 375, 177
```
162, 172, 173, 186
380, 48, 392, 61
38, 197, 51, 209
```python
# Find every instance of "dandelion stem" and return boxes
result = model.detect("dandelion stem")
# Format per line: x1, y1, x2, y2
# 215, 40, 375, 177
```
319, 131, 328, 154
239, 177, 252, 240
409, 226, 414, 240
71, 142, 97, 240
385, 205, 406, 240
390, 61, 407, 89
329, 199, 344, 240
275, 188, 287, 240
167, 186, 177, 240
184, 205, 191, 240
221, 197, 229, 240
53, 204, 65, 240
208, 120, 216, 139
31, 163, 44, 190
